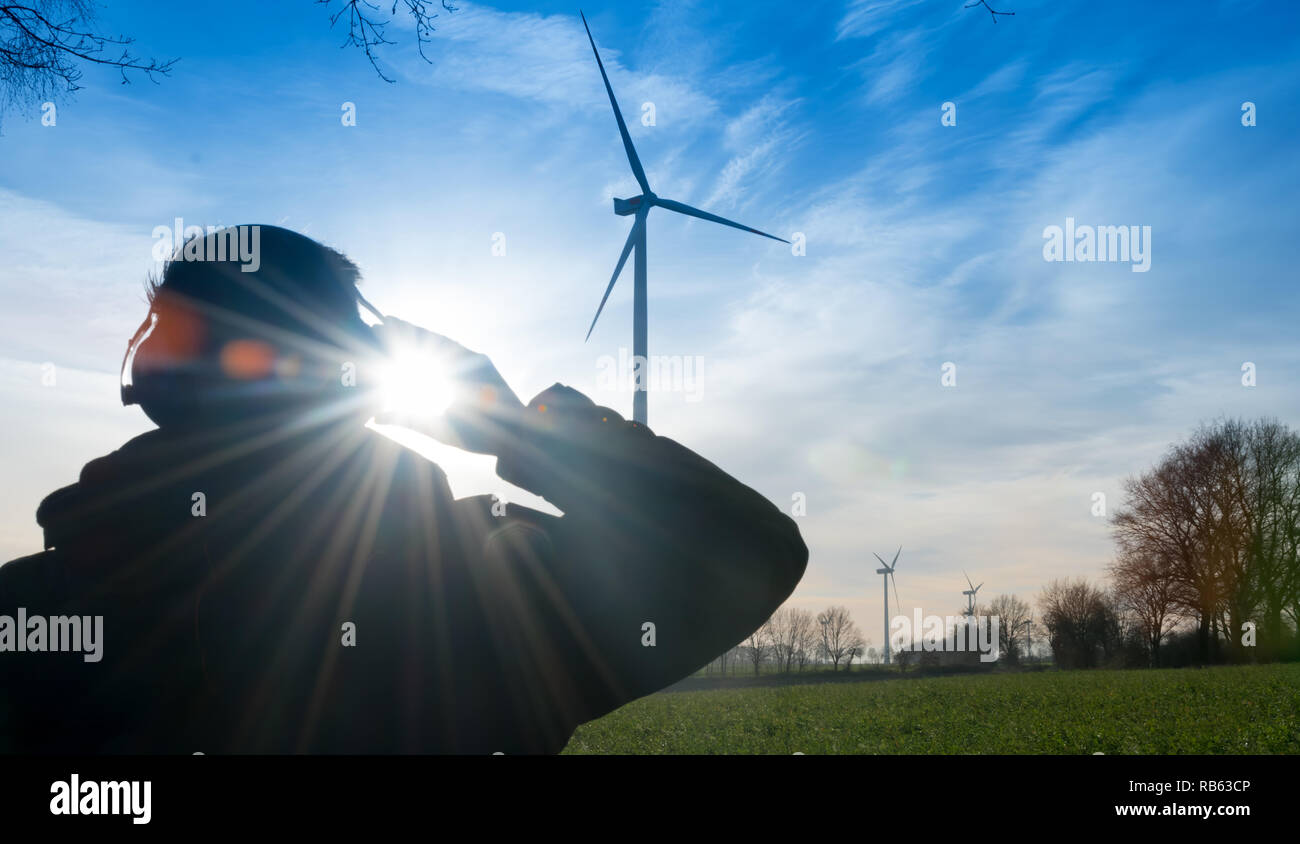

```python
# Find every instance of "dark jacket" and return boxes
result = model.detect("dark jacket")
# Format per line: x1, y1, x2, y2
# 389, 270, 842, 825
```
0, 384, 806, 753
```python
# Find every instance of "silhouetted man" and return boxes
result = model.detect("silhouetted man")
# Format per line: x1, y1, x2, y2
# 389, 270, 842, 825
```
0, 226, 807, 753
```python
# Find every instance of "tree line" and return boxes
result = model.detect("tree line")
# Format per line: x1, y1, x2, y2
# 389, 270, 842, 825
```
1042, 417, 1300, 669
703, 605, 871, 676
705, 595, 1043, 676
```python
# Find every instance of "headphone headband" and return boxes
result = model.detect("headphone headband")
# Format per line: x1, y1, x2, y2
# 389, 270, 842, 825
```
120, 311, 157, 406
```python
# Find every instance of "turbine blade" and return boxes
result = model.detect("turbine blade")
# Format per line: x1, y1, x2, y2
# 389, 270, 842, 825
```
963, 570, 974, 590
891, 546, 902, 568
654, 197, 789, 243
873, 552, 887, 566
890, 572, 901, 619
580, 11, 650, 195
585, 216, 642, 341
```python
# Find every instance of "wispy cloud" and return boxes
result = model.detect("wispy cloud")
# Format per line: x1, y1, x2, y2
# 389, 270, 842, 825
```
835, 0, 926, 41
402, 3, 718, 130
703, 94, 804, 209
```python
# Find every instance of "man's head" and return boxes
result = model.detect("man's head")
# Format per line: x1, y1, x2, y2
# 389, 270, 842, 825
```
123, 225, 381, 429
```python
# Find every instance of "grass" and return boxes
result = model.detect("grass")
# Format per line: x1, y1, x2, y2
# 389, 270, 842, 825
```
562, 663, 1300, 754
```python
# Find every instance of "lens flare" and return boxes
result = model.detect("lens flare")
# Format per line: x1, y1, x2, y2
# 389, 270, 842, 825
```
378, 350, 455, 418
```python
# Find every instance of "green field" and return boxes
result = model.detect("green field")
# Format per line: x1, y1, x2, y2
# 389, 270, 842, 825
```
563, 664, 1300, 754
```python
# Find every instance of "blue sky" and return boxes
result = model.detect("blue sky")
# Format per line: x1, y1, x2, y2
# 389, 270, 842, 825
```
2, 0, 1298, 651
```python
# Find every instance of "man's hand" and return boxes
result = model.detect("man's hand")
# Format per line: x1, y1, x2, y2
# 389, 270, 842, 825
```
372, 317, 526, 456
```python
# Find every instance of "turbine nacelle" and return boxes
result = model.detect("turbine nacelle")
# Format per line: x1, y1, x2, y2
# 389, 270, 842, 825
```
613, 194, 653, 216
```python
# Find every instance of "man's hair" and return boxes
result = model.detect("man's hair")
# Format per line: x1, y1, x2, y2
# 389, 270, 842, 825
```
146, 225, 370, 351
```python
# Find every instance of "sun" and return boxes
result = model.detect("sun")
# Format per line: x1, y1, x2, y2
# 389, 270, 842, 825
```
377, 348, 456, 418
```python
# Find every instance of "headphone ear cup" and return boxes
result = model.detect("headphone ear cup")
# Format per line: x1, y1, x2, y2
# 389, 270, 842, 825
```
128, 330, 159, 393
120, 312, 157, 407
128, 332, 211, 426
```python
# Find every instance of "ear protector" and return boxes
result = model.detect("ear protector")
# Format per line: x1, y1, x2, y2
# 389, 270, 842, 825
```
120, 291, 387, 408
120, 311, 158, 407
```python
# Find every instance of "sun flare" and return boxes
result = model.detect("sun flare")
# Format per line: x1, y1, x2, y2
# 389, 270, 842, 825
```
378, 350, 455, 418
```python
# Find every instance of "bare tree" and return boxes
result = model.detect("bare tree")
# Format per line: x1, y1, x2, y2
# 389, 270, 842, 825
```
0, 1, 175, 127
766, 607, 789, 672
1109, 548, 1181, 666
1038, 578, 1120, 669
744, 617, 772, 676
816, 605, 865, 671
983, 594, 1031, 663
766, 606, 815, 673
704, 646, 737, 677
790, 608, 816, 673
717, 643, 741, 677
794, 609, 819, 671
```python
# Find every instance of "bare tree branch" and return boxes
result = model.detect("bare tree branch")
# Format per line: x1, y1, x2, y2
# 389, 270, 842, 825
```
0, 1, 176, 126
964, 0, 1015, 24
1, 1, 459, 129
316, 0, 456, 83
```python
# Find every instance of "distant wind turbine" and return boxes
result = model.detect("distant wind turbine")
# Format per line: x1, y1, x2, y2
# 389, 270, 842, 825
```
580, 10, 788, 425
962, 570, 983, 617
874, 547, 902, 666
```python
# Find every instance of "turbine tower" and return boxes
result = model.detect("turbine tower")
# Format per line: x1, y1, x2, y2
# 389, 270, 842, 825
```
874, 547, 902, 666
580, 11, 788, 425
962, 570, 983, 617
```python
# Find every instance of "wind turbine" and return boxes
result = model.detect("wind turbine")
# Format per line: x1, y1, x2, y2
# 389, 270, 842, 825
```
580, 11, 789, 425
874, 547, 902, 666
962, 570, 983, 617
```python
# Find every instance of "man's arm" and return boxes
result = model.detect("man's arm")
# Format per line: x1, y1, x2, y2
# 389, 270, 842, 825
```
368, 318, 806, 722
493, 384, 807, 718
